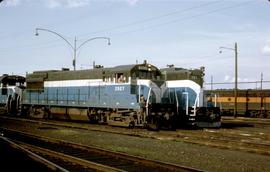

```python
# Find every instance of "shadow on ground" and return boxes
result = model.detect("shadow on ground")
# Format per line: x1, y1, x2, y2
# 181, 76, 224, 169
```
221, 122, 254, 129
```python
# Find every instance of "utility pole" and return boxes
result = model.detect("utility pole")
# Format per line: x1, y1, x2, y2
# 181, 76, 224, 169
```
219, 42, 238, 118
234, 42, 238, 118
73, 37, 77, 71
261, 72, 263, 90
211, 75, 213, 91
261, 72, 264, 116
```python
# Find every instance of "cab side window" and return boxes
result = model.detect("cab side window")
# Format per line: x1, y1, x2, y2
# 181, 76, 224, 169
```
1, 88, 7, 95
116, 73, 126, 83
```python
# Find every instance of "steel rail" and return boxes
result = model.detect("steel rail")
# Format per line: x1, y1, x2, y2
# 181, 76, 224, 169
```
0, 127, 203, 172
16, 141, 125, 172
2, 116, 270, 156
0, 135, 69, 172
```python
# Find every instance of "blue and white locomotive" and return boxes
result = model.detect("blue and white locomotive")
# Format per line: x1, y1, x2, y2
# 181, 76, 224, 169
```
0, 62, 221, 130
159, 66, 221, 128
21, 61, 161, 128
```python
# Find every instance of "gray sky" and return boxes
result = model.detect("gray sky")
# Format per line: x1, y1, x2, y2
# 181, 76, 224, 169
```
0, 0, 270, 89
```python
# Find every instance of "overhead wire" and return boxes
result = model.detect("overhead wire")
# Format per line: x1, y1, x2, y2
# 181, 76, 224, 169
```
0, 1, 223, 52
108, 0, 255, 37
0, 2, 119, 45
0, 0, 256, 54
77, 0, 224, 37
155, 53, 222, 68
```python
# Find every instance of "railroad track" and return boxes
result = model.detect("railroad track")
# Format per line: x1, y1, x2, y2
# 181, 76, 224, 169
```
1, 116, 270, 156
0, 134, 69, 172
15, 141, 125, 172
175, 131, 270, 155
222, 116, 270, 126
0, 127, 202, 172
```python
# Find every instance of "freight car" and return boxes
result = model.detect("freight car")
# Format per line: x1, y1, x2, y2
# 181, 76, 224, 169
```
205, 89, 270, 118
0, 62, 221, 130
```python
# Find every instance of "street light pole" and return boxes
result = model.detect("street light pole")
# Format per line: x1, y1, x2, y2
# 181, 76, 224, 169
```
35, 28, 110, 70
220, 42, 238, 118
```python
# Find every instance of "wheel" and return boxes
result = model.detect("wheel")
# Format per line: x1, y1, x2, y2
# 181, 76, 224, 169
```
266, 112, 270, 119
6, 95, 12, 115
168, 116, 177, 131
128, 121, 135, 129
16, 95, 21, 116
147, 115, 160, 131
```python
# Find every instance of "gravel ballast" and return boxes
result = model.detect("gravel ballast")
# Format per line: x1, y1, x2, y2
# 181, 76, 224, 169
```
1, 118, 270, 172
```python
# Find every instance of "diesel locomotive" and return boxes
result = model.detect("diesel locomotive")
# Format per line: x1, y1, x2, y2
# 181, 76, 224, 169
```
0, 62, 221, 130
159, 66, 221, 128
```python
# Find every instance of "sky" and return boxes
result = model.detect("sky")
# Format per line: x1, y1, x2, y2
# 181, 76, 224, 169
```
0, 0, 270, 89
